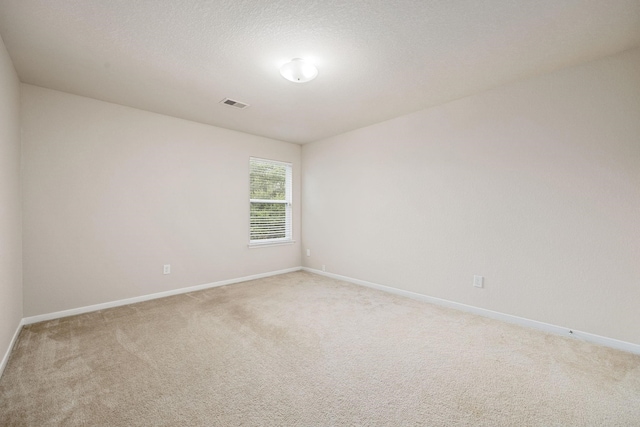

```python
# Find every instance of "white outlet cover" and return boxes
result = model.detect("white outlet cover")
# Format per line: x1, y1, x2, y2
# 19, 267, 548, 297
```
473, 275, 483, 288
163, 264, 171, 274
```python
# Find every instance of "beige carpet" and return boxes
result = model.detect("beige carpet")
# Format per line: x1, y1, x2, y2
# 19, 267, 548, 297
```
1, 271, 639, 426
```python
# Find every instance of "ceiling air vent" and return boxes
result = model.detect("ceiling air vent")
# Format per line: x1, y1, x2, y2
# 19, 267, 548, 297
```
220, 98, 250, 109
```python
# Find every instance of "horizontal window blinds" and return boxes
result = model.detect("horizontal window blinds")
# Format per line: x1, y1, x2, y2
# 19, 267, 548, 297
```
249, 158, 292, 244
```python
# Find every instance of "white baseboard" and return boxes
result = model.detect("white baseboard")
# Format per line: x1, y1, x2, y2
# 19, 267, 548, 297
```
1, 319, 24, 379
302, 267, 640, 355
23, 267, 302, 325
13, 266, 640, 357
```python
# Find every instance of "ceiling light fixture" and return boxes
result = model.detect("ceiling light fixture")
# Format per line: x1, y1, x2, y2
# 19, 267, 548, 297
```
279, 58, 318, 83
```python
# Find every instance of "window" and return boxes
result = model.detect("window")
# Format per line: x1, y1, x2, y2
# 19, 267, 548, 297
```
249, 157, 292, 245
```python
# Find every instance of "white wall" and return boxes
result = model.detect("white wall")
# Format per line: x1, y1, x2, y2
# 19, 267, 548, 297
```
302, 48, 640, 345
22, 85, 301, 317
0, 35, 22, 362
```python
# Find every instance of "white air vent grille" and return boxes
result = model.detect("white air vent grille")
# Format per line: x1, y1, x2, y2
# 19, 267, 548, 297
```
220, 98, 250, 109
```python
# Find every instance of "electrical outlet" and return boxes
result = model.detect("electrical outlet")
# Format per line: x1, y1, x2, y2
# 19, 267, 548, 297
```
322, 265, 326, 272
306, 249, 311, 257
163, 264, 171, 275
473, 275, 483, 288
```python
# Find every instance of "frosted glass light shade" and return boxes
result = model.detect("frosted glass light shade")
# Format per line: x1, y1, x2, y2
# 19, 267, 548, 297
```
280, 58, 318, 83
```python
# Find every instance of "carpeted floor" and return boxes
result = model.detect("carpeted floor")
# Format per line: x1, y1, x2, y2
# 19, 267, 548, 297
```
1, 271, 639, 426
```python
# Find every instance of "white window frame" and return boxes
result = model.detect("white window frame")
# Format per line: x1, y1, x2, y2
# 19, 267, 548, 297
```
249, 157, 293, 247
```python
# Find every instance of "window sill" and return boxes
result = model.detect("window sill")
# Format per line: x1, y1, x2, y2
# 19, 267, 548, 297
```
248, 240, 296, 249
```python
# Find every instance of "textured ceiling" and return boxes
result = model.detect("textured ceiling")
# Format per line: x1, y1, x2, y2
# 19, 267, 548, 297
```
1, 1, 639, 144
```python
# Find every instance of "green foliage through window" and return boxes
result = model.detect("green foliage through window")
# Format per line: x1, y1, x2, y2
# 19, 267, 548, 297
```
250, 162, 286, 200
